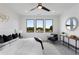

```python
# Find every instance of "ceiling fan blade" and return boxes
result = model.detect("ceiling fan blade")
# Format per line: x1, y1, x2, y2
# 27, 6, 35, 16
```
30, 6, 37, 11
42, 6, 50, 11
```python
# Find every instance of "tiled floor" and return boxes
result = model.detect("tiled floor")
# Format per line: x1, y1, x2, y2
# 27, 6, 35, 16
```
0, 39, 79, 55
43, 40, 79, 55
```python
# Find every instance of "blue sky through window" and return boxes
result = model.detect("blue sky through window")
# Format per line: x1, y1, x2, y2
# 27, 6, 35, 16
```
37, 20, 43, 28
27, 20, 34, 27
46, 20, 52, 28
27, 19, 52, 28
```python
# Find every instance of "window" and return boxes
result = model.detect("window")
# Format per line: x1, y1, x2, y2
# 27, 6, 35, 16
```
36, 20, 44, 32
45, 20, 53, 32
26, 19, 53, 32
26, 20, 34, 32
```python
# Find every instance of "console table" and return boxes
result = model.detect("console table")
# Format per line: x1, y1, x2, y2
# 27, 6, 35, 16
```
60, 35, 79, 54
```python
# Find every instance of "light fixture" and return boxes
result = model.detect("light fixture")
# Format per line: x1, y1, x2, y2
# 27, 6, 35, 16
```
0, 14, 9, 22
38, 6, 42, 9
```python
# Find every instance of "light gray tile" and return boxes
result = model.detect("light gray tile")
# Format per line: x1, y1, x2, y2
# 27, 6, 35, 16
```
43, 41, 79, 55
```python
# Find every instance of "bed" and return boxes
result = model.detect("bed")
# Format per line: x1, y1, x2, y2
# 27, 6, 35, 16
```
0, 38, 43, 55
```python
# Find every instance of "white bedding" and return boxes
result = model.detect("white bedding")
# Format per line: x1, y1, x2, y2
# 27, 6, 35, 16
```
0, 38, 43, 55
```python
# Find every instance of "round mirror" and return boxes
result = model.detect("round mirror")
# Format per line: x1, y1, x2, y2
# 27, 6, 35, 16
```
66, 17, 78, 31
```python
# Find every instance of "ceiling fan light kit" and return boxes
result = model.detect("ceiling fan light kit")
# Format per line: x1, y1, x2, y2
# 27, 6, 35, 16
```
30, 3, 50, 12
38, 6, 42, 9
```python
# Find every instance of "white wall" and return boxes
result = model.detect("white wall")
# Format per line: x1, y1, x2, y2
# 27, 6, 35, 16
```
60, 5, 79, 47
19, 15, 60, 41
60, 5, 79, 36
0, 5, 19, 35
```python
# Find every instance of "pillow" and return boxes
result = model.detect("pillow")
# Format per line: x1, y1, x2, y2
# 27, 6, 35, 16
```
3, 35, 9, 42
15, 33, 18, 37
12, 34, 16, 39
8, 35, 13, 41
0, 35, 4, 43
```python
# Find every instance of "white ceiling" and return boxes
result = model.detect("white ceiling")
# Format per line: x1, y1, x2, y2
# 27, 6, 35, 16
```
0, 3, 77, 16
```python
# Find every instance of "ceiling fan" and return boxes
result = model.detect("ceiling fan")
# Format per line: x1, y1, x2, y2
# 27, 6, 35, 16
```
30, 3, 50, 12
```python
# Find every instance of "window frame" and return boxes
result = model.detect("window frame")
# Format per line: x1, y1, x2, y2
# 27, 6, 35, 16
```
26, 19, 53, 33
36, 19, 44, 33
45, 19, 53, 33
26, 19, 34, 33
